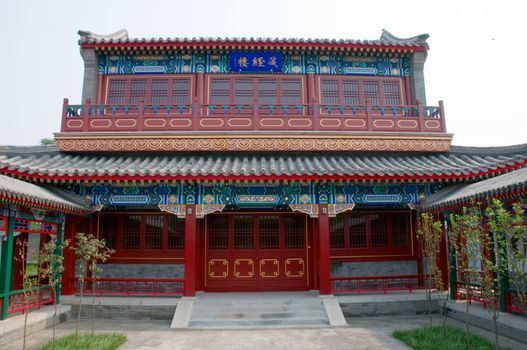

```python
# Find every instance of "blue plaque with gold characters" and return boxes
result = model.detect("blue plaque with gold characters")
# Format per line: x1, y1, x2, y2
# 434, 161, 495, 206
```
230, 52, 282, 73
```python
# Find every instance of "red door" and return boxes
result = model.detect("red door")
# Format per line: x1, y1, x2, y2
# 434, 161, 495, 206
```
205, 214, 310, 292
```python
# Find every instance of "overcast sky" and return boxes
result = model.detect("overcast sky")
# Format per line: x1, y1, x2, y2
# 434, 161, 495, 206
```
0, 0, 525, 147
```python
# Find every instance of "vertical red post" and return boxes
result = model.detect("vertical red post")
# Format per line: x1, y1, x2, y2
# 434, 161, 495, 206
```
61, 218, 78, 295
438, 100, 446, 132
83, 98, 91, 132
318, 204, 331, 295
61, 98, 69, 132
417, 99, 425, 132
184, 204, 197, 297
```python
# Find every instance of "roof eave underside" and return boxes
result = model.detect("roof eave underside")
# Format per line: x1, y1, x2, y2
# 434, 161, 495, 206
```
423, 167, 527, 212
0, 175, 87, 215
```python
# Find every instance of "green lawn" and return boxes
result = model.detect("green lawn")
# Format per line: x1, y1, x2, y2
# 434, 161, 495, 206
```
393, 326, 511, 350
37, 333, 126, 350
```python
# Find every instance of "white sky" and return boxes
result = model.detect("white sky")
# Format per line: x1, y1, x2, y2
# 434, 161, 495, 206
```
0, 0, 525, 147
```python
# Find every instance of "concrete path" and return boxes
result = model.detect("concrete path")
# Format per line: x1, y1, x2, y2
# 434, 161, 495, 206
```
2, 315, 526, 350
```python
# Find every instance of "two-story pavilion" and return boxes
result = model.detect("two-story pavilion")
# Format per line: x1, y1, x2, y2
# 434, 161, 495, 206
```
1, 29, 526, 301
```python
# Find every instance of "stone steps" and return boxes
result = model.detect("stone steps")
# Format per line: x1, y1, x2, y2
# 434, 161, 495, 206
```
185, 292, 330, 329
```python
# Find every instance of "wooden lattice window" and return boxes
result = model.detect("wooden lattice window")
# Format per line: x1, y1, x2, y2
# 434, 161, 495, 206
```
123, 215, 141, 249
329, 216, 345, 249
330, 212, 412, 254
144, 216, 163, 250
284, 216, 304, 249
100, 215, 118, 250
107, 80, 126, 104
349, 215, 367, 248
168, 216, 185, 250
392, 214, 410, 248
234, 216, 254, 249
259, 216, 279, 249
208, 216, 229, 249
151, 79, 168, 105
208, 75, 304, 110
105, 75, 192, 105
320, 77, 405, 106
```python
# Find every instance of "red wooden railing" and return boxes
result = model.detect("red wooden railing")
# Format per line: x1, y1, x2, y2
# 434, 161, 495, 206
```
60, 98, 446, 134
505, 290, 527, 315
7, 286, 55, 315
72, 277, 184, 297
330, 274, 430, 294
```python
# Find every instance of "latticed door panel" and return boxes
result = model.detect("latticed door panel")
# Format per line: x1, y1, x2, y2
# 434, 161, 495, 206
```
205, 214, 309, 291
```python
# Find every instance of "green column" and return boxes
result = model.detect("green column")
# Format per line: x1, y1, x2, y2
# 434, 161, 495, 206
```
0, 206, 16, 320
54, 214, 65, 305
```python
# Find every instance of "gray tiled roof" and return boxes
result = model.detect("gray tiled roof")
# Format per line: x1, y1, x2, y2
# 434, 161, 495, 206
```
0, 144, 526, 180
423, 166, 527, 211
0, 174, 87, 213
77, 29, 428, 49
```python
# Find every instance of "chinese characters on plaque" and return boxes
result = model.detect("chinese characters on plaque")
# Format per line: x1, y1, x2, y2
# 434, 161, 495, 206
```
230, 52, 283, 73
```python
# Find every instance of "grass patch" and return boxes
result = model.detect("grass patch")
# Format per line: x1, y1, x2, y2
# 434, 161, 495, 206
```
393, 326, 511, 350
37, 333, 126, 350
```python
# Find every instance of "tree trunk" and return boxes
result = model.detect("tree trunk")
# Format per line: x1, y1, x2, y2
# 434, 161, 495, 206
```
92, 277, 95, 335
52, 287, 57, 350
465, 288, 471, 350
74, 279, 84, 347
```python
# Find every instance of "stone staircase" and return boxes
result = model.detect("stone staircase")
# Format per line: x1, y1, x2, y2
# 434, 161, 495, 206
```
183, 292, 331, 329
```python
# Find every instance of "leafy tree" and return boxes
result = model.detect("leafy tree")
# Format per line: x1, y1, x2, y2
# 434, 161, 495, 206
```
38, 239, 69, 350
70, 232, 114, 346
417, 212, 445, 329
506, 202, 527, 313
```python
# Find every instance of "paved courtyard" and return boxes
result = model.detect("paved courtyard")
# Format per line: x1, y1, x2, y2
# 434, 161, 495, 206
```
2, 315, 526, 350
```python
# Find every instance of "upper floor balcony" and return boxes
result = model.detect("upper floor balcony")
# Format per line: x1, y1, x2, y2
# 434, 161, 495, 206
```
60, 98, 446, 134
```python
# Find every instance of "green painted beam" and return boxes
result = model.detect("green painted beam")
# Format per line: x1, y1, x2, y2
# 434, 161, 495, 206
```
0, 207, 16, 320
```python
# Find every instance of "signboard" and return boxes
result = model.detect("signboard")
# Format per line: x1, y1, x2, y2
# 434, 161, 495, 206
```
230, 52, 282, 73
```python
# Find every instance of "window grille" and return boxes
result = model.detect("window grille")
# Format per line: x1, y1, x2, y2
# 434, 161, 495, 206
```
370, 214, 388, 248
208, 216, 229, 249
108, 80, 126, 104
144, 216, 163, 250
284, 216, 304, 249
168, 216, 185, 249
349, 215, 368, 248
259, 215, 279, 249
130, 80, 147, 104
151, 80, 168, 105
123, 215, 141, 249
234, 216, 254, 249
100, 216, 118, 249
330, 216, 345, 248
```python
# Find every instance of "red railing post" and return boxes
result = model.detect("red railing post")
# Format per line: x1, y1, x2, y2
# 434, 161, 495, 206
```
192, 97, 199, 131
312, 97, 320, 131
138, 97, 144, 131
365, 99, 373, 131
417, 99, 425, 132
253, 98, 260, 131
61, 98, 69, 132
83, 98, 91, 132
438, 100, 446, 132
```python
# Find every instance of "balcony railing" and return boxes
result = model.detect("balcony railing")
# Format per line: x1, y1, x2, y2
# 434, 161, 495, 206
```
60, 98, 446, 134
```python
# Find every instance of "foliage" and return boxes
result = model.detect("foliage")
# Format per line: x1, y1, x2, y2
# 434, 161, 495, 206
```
37, 333, 126, 350
416, 213, 445, 329
40, 138, 56, 145
15, 238, 38, 350
69, 232, 115, 346
38, 239, 69, 350
504, 202, 527, 313
393, 326, 511, 350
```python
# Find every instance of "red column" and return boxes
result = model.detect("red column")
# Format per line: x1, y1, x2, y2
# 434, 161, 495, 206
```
61, 218, 78, 295
318, 204, 331, 295
184, 204, 197, 297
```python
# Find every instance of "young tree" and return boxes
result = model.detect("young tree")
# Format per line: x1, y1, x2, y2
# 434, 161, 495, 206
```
449, 204, 483, 350
481, 199, 509, 350
87, 237, 114, 335
507, 202, 527, 313
38, 239, 69, 350
417, 212, 445, 329
70, 232, 114, 345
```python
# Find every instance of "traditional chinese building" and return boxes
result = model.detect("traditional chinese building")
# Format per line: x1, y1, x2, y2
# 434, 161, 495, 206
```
1, 29, 527, 317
